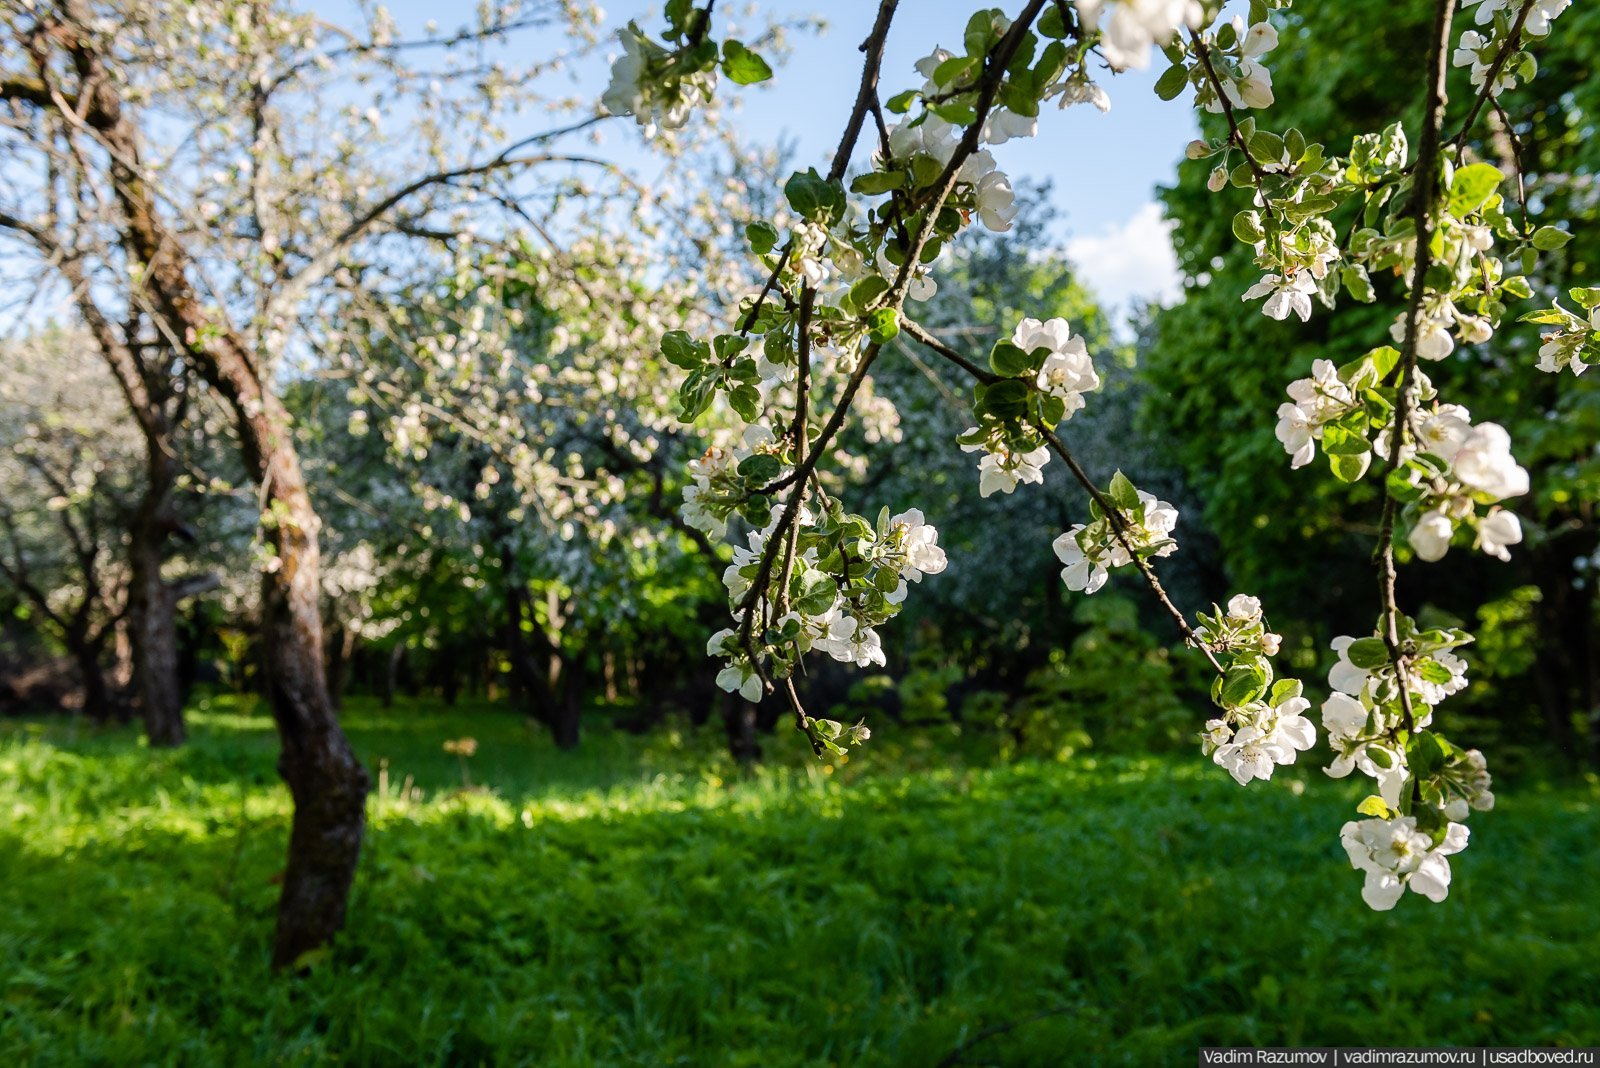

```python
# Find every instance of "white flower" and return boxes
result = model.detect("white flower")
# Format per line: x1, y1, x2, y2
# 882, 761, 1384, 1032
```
1227, 594, 1262, 621
1228, 59, 1275, 110
981, 106, 1036, 145
888, 114, 958, 165
1340, 817, 1469, 910
715, 663, 763, 703
1409, 509, 1455, 562
1476, 508, 1522, 561
889, 508, 948, 581
1016, 317, 1099, 413
601, 28, 649, 119
1053, 526, 1108, 594
1275, 403, 1315, 468
813, 611, 886, 668
975, 170, 1019, 232
1392, 302, 1458, 361
1240, 20, 1278, 59
1076, 0, 1203, 70
1416, 404, 1473, 462
1322, 692, 1409, 806
961, 430, 1050, 496
1328, 635, 1370, 696
957, 148, 997, 184
1052, 76, 1111, 112
1243, 270, 1316, 322
1212, 697, 1314, 785
1452, 422, 1528, 500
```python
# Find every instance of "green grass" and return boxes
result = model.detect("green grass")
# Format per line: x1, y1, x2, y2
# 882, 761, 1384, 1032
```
2, 696, 1598, 1065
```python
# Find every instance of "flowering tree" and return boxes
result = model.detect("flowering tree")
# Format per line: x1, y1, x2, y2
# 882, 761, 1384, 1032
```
609, 0, 1586, 908
0, 0, 759, 966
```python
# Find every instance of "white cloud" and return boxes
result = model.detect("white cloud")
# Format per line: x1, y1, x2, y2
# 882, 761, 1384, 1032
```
1065, 201, 1181, 314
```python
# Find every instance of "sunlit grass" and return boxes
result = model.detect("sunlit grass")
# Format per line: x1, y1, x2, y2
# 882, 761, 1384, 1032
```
2, 697, 1598, 1064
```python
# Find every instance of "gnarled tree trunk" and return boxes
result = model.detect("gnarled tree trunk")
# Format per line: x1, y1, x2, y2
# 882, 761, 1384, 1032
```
69, 44, 369, 969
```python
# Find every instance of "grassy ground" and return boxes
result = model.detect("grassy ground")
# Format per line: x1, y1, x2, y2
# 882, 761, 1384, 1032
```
2, 696, 1598, 1065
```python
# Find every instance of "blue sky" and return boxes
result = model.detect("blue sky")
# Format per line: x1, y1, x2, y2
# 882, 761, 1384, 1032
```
378, 0, 1208, 312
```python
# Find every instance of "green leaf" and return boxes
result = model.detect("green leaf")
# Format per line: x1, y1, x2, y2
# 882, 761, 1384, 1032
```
1445, 162, 1502, 217
1232, 210, 1265, 245
933, 54, 979, 87
866, 308, 900, 343
885, 89, 919, 114
728, 384, 762, 422
660, 330, 708, 370
737, 453, 780, 483
1341, 264, 1376, 303
745, 221, 778, 255
1531, 226, 1572, 251
783, 168, 845, 223
1345, 637, 1391, 671
975, 379, 1029, 419
846, 275, 889, 312
720, 40, 773, 84
1407, 730, 1448, 779
1037, 4, 1069, 37
1356, 795, 1392, 818
850, 171, 904, 195
1219, 663, 1267, 707
1518, 307, 1572, 326
1154, 64, 1188, 101
1107, 471, 1141, 513
1269, 678, 1302, 706
989, 341, 1034, 378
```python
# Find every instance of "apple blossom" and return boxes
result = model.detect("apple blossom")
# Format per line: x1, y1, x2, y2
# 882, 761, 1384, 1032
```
1452, 423, 1529, 500
1475, 508, 1522, 561
1340, 817, 1469, 910
1075, 0, 1203, 71
1242, 270, 1317, 322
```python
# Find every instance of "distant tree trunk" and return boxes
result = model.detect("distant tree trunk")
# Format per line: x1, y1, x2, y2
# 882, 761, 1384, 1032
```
554, 658, 584, 750
71, 636, 114, 723
1530, 533, 1591, 760
381, 644, 405, 709
326, 620, 356, 711
127, 510, 185, 746
722, 690, 761, 764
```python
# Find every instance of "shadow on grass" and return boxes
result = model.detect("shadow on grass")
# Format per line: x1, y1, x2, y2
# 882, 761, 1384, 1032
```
3, 716, 1598, 1065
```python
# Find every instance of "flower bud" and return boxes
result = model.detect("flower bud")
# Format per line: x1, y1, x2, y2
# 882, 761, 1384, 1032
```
1207, 165, 1229, 192
1186, 138, 1212, 160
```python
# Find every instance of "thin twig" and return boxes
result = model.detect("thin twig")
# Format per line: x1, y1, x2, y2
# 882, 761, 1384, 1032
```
1188, 31, 1268, 186
1449, 0, 1537, 153
898, 318, 1222, 674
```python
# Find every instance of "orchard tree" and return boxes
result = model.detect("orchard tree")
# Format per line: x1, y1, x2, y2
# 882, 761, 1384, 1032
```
611, 0, 1587, 909
0, 0, 775, 966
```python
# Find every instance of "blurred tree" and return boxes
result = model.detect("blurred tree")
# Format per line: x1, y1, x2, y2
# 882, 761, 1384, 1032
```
0, 329, 139, 720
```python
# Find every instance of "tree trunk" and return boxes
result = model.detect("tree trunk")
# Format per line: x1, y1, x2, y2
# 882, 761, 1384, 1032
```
554, 658, 583, 750
722, 690, 761, 764
128, 514, 185, 746
50, 18, 368, 969
72, 638, 113, 723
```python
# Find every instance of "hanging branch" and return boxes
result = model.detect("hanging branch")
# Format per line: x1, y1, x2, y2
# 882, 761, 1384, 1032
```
1374, 0, 1461, 731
